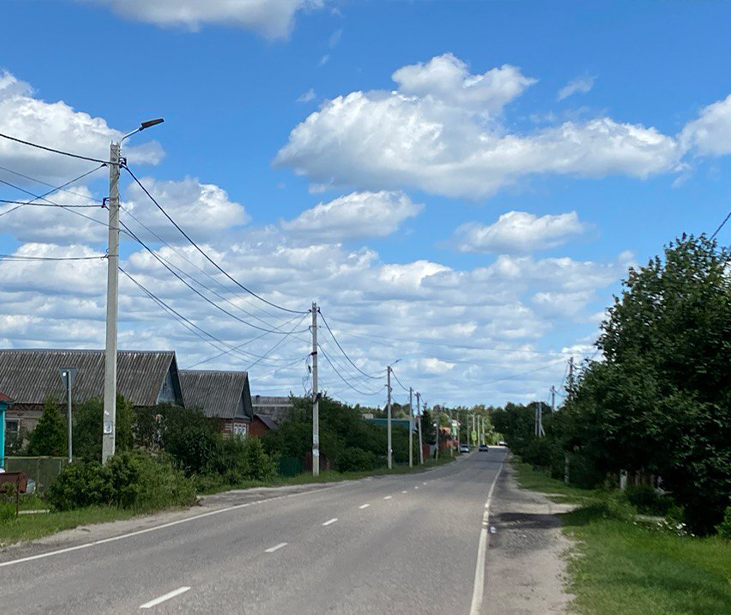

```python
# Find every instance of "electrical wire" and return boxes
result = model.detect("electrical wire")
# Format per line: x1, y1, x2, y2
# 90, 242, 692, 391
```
119, 220, 309, 336
0, 164, 101, 203
711, 207, 731, 240
318, 310, 383, 380
119, 207, 296, 332
0, 254, 106, 261
245, 313, 310, 372
0, 132, 109, 165
0, 199, 102, 208
124, 165, 308, 316
483, 358, 567, 385
184, 313, 310, 369
390, 367, 410, 393
317, 343, 385, 396
120, 267, 308, 367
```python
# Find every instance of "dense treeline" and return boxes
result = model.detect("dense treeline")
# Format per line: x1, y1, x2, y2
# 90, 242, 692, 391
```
495, 236, 731, 535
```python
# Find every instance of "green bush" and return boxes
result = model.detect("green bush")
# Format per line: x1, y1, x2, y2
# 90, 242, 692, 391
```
27, 398, 66, 457
624, 484, 673, 516
335, 447, 378, 473
73, 395, 134, 461
716, 505, 731, 539
211, 437, 275, 484
242, 438, 275, 481
47, 451, 195, 512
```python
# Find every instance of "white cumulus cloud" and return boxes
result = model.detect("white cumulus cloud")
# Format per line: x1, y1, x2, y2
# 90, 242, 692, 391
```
281, 191, 422, 241
454, 211, 589, 254
78, 0, 324, 39
557, 76, 595, 101
275, 54, 682, 199
681, 93, 731, 156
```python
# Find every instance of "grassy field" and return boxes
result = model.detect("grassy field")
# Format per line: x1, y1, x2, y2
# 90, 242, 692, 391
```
1, 455, 457, 547
512, 459, 731, 615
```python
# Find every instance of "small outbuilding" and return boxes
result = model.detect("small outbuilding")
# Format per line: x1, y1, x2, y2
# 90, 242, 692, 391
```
179, 370, 253, 437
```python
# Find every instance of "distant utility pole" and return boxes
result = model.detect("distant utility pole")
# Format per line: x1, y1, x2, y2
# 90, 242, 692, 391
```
472, 413, 476, 446
434, 404, 439, 459
551, 386, 556, 413
409, 387, 414, 468
416, 392, 424, 465
387, 365, 392, 469
102, 119, 163, 464
311, 302, 320, 476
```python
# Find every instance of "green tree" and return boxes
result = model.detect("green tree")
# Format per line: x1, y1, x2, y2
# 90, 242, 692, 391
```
27, 398, 66, 456
564, 235, 731, 534
73, 394, 134, 462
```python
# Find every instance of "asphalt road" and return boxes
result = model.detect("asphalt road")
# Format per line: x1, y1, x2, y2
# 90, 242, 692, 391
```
1, 449, 510, 615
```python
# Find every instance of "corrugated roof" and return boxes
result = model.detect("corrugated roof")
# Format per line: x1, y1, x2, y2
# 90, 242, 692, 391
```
254, 413, 279, 431
0, 349, 181, 407
179, 370, 252, 420
252, 394, 294, 423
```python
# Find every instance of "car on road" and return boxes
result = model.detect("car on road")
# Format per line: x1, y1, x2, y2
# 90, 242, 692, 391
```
497, 441, 508, 447
459, 443, 470, 453
479, 444, 489, 451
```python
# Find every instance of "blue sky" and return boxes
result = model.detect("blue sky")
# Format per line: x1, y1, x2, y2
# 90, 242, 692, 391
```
1, 0, 731, 408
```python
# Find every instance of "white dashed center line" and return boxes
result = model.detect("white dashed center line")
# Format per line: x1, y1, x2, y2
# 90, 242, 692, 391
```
140, 586, 191, 609
414, 486, 419, 490
384, 496, 393, 500
359, 504, 370, 509
322, 518, 338, 526
265, 542, 288, 553
401, 490, 407, 494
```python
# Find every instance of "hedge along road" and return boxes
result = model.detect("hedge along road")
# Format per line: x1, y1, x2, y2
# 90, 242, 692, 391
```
0, 450, 511, 615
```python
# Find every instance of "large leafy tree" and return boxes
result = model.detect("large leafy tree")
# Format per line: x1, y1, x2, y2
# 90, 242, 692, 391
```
565, 235, 731, 533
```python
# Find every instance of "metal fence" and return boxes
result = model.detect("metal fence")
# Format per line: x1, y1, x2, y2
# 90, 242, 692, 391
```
5, 457, 67, 495
277, 456, 304, 477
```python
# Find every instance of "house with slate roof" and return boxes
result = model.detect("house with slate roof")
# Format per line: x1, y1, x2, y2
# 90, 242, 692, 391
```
0, 349, 183, 438
179, 370, 253, 437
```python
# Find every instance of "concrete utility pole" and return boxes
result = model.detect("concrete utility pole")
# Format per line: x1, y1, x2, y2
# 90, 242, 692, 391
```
551, 386, 556, 412
472, 413, 476, 446
311, 302, 319, 476
416, 392, 423, 465
409, 387, 414, 468
386, 366, 393, 469
434, 405, 439, 460
101, 119, 163, 464
101, 142, 120, 464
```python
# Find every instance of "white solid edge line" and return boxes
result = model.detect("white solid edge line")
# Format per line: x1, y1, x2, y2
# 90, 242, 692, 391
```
468, 461, 504, 615
322, 518, 338, 526
265, 542, 288, 553
383, 495, 393, 500
140, 586, 191, 609
359, 504, 370, 509
0, 482, 349, 569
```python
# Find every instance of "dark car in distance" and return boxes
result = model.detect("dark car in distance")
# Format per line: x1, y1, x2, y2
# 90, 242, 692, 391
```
459, 443, 470, 453
479, 444, 489, 451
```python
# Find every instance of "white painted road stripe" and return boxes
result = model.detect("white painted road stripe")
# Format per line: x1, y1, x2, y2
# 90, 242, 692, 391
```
383, 495, 393, 500
265, 542, 288, 553
359, 504, 370, 509
414, 486, 419, 490
322, 518, 338, 526
469, 461, 504, 615
0, 482, 350, 569
401, 490, 408, 494
140, 586, 190, 609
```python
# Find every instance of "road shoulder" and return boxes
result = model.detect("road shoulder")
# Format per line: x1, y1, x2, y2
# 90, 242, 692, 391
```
484, 461, 575, 615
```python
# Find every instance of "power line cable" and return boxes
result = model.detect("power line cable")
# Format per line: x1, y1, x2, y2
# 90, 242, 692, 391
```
390, 367, 410, 393
317, 343, 385, 396
0, 254, 106, 262
0, 164, 101, 202
120, 267, 307, 367
318, 309, 383, 380
124, 165, 308, 316
0, 132, 109, 165
119, 207, 295, 331
0, 199, 102, 208
118, 220, 308, 337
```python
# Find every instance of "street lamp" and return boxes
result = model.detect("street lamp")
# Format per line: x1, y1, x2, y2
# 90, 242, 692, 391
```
102, 118, 164, 464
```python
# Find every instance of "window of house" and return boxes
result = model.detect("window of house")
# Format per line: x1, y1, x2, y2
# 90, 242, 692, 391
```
233, 423, 247, 438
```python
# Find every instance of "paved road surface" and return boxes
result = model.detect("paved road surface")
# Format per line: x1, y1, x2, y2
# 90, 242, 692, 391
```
0, 449, 565, 615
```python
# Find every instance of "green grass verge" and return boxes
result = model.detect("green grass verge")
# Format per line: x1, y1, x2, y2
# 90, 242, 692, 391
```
0, 506, 140, 548
510, 458, 731, 615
